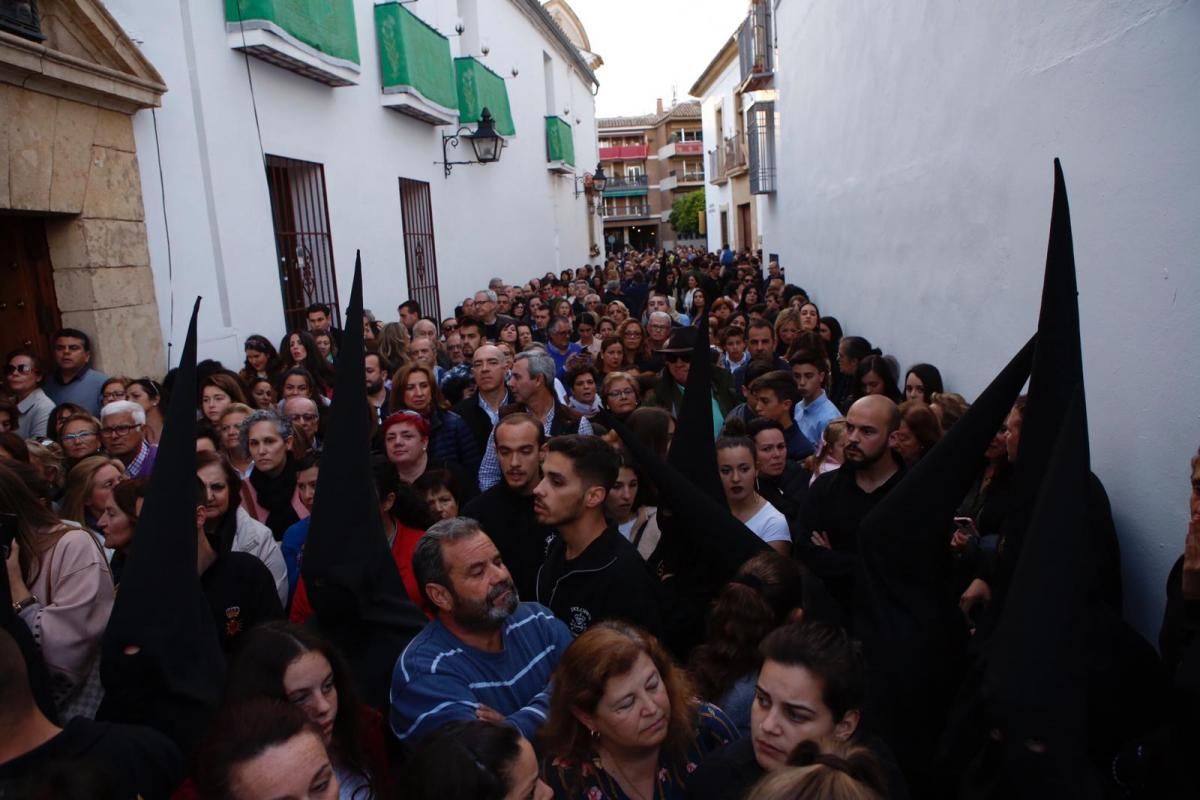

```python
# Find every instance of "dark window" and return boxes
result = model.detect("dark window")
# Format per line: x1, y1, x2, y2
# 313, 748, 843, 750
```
748, 102, 777, 195
265, 155, 341, 331
398, 178, 442, 317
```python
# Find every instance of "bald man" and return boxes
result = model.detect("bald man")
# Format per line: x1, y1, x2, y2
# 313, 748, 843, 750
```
453, 344, 511, 453
797, 395, 904, 622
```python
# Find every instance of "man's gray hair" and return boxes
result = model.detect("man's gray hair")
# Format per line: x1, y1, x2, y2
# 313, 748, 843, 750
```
239, 408, 293, 453
100, 400, 146, 425
282, 395, 318, 414
412, 517, 486, 607
515, 350, 556, 391
584, 293, 600, 304
648, 311, 672, 326
548, 316, 572, 335
475, 289, 498, 303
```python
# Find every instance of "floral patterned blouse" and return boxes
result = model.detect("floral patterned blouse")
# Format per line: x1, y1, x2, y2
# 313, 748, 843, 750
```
541, 703, 739, 799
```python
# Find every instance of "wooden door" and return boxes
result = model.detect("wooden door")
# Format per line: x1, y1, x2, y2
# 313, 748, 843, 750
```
0, 216, 62, 361
737, 203, 751, 251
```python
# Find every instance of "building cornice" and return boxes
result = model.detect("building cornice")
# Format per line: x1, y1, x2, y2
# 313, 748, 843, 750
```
509, 0, 599, 89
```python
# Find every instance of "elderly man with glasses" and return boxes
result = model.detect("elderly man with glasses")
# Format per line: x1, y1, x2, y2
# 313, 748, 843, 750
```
99, 400, 157, 478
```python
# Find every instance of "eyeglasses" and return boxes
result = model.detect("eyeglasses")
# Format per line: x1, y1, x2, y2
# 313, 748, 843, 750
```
61, 431, 98, 443
442, 323, 458, 331
100, 424, 141, 438
607, 388, 637, 399
4, 363, 33, 375
287, 413, 319, 423
662, 353, 689, 363
102, 391, 126, 402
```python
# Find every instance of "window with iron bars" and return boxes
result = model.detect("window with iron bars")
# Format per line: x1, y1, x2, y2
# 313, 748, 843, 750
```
264, 155, 342, 331
747, 102, 777, 195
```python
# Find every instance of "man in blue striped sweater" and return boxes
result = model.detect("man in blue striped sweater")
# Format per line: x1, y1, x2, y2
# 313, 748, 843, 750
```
389, 517, 573, 744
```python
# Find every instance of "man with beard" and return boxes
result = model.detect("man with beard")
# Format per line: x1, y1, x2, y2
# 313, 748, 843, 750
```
461, 414, 552, 599
390, 517, 573, 743
533, 435, 661, 637
365, 351, 390, 427
797, 395, 904, 623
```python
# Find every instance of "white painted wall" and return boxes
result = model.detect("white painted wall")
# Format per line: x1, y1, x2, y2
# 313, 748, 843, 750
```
762, 0, 1200, 640
106, 0, 600, 367
697, 56, 740, 253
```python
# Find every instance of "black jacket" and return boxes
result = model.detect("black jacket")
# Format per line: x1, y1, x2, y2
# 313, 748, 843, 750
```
462, 483, 553, 602
453, 395, 496, 454
536, 527, 662, 637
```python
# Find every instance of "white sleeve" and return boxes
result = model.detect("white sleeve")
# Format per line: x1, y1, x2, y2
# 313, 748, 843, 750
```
754, 508, 792, 544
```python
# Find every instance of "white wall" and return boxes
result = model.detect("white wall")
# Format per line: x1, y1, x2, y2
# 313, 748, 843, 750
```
763, 0, 1200, 640
107, 0, 599, 366
698, 57, 740, 252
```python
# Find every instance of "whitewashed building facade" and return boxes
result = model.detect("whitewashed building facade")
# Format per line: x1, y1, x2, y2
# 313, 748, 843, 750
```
103, 0, 602, 365
758, 0, 1199, 638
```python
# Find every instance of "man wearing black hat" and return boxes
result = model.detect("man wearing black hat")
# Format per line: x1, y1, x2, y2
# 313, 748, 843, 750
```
643, 327, 737, 435
534, 435, 661, 637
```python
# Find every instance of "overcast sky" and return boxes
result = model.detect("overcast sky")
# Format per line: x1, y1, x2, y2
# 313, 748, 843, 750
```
567, 0, 747, 117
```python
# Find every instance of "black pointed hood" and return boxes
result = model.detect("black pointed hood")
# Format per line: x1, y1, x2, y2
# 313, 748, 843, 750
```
981, 388, 1093, 794
654, 250, 670, 295
302, 254, 419, 622
99, 298, 223, 750
300, 254, 425, 705
1003, 159, 1086, 555
859, 336, 1035, 573
665, 314, 725, 503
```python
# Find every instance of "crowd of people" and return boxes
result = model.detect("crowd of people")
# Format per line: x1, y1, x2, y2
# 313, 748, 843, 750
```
0, 223, 1196, 799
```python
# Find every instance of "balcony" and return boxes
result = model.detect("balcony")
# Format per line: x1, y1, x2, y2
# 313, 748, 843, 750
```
601, 204, 652, 221
708, 149, 726, 185
455, 57, 515, 135
657, 139, 704, 160
375, 3, 458, 124
738, 0, 773, 92
544, 116, 575, 173
603, 174, 649, 197
599, 144, 649, 161
660, 170, 705, 192
226, 0, 361, 87
724, 135, 748, 177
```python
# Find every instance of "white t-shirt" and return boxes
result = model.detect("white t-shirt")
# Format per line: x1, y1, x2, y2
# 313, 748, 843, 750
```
744, 501, 792, 545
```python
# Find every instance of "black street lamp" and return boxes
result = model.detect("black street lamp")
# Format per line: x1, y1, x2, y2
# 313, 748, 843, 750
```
441, 107, 505, 178
574, 163, 608, 197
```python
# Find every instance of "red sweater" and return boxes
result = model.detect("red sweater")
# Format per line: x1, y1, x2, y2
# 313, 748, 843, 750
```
289, 522, 427, 623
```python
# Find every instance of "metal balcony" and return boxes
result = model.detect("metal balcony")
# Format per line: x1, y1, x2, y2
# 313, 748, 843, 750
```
603, 174, 650, 196
601, 204, 652, 221
738, 0, 773, 92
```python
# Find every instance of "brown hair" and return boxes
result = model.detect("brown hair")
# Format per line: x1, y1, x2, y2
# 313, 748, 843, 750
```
541, 622, 697, 769
112, 476, 150, 525
0, 462, 76, 584
202, 372, 249, 406
389, 362, 448, 413
196, 449, 244, 504
928, 391, 970, 430
689, 551, 808, 703
745, 739, 885, 800
60, 455, 126, 527
898, 400, 943, 457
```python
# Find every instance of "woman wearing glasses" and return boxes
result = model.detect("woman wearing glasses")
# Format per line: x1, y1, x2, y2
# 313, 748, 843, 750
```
58, 414, 103, 466
596, 371, 641, 430
5, 349, 57, 439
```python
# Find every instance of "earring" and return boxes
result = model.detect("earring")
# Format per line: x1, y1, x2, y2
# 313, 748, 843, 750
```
589, 728, 599, 738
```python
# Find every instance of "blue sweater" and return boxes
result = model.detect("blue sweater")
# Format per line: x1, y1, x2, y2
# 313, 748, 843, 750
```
389, 603, 573, 742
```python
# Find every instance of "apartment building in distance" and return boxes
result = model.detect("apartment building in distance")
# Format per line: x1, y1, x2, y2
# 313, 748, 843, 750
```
597, 100, 705, 253
689, 0, 777, 254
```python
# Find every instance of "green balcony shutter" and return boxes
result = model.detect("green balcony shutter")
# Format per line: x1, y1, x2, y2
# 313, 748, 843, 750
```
455, 57, 516, 136
544, 116, 574, 167
225, 0, 360, 65
375, 2, 457, 113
